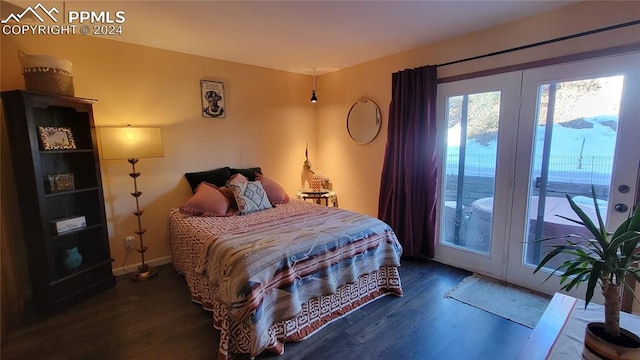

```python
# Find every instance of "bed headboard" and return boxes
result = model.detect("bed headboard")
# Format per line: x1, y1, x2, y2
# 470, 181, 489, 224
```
184, 166, 262, 193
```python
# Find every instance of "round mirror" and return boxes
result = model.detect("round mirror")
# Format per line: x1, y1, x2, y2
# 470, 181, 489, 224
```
347, 97, 381, 144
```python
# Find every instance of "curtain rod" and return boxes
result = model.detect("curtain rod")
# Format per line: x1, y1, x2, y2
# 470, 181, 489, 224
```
436, 19, 640, 68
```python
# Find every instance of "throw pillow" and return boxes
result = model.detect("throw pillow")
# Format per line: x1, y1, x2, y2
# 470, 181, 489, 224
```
230, 167, 262, 181
256, 173, 289, 204
218, 186, 238, 212
179, 182, 229, 216
229, 181, 272, 214
184, 167, 231, 192
227, 173, 249, 185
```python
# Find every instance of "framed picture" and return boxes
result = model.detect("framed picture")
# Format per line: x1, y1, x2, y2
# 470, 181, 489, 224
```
38, 126, 76, 150
201, 80, 226, 118
47, 173, 75, 192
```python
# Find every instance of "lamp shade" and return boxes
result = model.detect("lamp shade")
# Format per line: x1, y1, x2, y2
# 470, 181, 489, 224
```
99, 126, 164, 160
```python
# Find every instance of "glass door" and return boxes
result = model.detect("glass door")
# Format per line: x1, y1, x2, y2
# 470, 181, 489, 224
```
506, 53, 640, 301
435, 72, 521, 278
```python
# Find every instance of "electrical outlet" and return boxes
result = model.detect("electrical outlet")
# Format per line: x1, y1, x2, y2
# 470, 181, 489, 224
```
125, 236, 136, 250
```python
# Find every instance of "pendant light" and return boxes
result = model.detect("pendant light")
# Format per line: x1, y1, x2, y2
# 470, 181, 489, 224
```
310, 67, 318, 103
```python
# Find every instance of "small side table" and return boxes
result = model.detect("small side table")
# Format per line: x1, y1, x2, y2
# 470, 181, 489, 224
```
517, 292, 640, 360
296, 190, 338, 207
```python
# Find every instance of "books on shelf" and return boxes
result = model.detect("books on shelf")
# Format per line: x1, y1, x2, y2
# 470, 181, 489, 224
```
51, 215, 86, 235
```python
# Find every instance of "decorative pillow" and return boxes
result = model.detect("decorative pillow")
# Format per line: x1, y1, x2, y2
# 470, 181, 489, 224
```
229, 181, 272, 214
256, 173, 289, 204
179, 182, 229, 216
227, 173, 249, 185
218, 186, 238, 212
185, 167, 231, 193
230, 167, 262, 181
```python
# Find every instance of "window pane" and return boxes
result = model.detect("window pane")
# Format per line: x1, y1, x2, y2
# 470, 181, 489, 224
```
441, 91, 501, 254
524, 76, 623, 269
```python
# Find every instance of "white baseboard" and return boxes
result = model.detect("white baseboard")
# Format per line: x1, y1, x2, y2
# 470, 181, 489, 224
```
112, 256, 172, 277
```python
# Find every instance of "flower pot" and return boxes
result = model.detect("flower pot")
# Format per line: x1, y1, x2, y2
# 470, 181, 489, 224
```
583, 322, 640, 360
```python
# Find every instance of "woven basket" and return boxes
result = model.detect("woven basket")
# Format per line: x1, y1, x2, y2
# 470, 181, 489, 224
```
19, 51, 74, 96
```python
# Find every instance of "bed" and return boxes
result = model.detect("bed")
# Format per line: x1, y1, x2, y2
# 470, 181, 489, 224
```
169, 167, 403, 359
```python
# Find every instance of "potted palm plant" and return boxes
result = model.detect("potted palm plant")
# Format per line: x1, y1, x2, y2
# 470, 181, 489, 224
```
534, 186, 640, 359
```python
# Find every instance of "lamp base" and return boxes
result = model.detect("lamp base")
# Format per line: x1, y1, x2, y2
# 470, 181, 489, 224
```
129, 265, 157, 281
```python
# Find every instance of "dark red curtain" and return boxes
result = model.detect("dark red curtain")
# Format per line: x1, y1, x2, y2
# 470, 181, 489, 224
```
378, 66, 438, 259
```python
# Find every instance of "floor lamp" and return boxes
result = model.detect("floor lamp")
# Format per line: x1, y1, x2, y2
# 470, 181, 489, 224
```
99, 125, 164, 281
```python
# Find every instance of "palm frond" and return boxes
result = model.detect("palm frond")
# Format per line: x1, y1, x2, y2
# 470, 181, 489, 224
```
608, 231, 640, 260
620, 231, 640, 259
627, 203, 640, 231
585, 261, 604, 306
565, 193, 608, 249
561, 269, 590, 291
534, 244, 584, 273
589, 186, 608, 243
612, 217, 632, 242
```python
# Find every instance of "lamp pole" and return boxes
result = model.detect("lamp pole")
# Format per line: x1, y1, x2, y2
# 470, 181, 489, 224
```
128, 158, 157, 281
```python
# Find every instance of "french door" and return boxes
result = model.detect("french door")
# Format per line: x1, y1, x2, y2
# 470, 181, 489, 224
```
436, 53, 640, 301
506, 54, 640, 299
435, 72, 521, 278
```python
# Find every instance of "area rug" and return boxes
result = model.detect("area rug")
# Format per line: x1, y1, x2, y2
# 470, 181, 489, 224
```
444, 274, 551, 328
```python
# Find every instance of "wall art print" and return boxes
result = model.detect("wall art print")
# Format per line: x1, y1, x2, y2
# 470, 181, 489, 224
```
201, 80, 225, 118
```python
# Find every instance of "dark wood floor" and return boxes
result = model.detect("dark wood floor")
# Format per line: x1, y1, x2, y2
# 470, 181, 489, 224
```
1, 260, 532, 360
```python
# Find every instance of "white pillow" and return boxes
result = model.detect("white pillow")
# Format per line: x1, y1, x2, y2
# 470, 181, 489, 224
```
229, 181, 272, 214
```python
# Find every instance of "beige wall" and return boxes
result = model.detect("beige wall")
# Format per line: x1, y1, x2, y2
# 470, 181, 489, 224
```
1, 34, 317, 291
2, 1, 640, 328
317, 1, 640, 217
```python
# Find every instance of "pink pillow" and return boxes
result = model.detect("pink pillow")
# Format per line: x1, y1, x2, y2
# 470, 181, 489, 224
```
256, 173, 289, 204
228, 173, 248, 184
179, 182, 229, 216
218, 186, 238, 212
